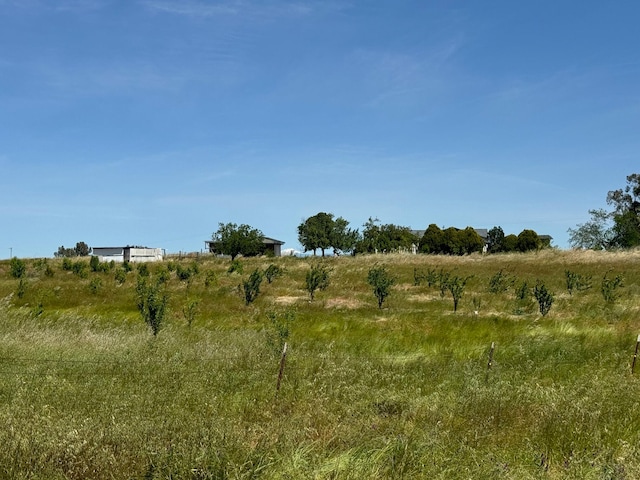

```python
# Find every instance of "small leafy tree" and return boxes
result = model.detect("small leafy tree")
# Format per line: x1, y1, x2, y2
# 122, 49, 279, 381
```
10, 257, 26, 279
265, 264, 283, 284
227, 259, 244, 274
89, 255, 100, 273
488, 270, 514, 294
183, 298, 199, 327
16, 278, 27, 299
446, 275, 470, 312
211, 222, 265, 260
601, 271, 624, 304
136, 277, 168, 336
367, 265, 396, 309
243, 269, 263, 305
565, 270, 592, 295
305, 263, 331, 300
265, 310, 294, 356
533, 281, 554, 316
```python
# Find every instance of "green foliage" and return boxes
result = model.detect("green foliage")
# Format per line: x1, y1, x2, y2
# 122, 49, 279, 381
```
568, 209, 614, 250
9, 257, 26, 279
533, 280, 554, 316
356, 217, 417, 254
89, 255, 100, 273
89, 277, 102, 294
488, 270, 514, 293
486, 226, 505, 253
137, 263, 149, 277
514, 279, 531, 301
444, 274, 471, 312
16, 277, 27, 298
204, 270, 217, 288
264, 264, 283, 284
601, 271, 624, 304
503, 234, 518, 252
182, 298, 199, 327
114, 268, 127, 285
54, 241, 91, 257
298, 212, 359, 256
44, 262, 54, 278
265, 310, 294, 355
413, 268, 426, 286
516, 229, 540, 252
122, 261, 133, 273
305, 262, 331, 300
367, 265, 396, 309
71, 260, 88, 278
242, 269, 263, 305
227, 259, 244, 274
176, 263, 195, 282
565, 270, 593, 295
211, 222, 265, 260
136, 277, 168, 336
420, 225, 484, 255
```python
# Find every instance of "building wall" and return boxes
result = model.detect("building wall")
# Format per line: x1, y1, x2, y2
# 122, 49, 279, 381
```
92, 247, 125, 263
125, 248, 163, 263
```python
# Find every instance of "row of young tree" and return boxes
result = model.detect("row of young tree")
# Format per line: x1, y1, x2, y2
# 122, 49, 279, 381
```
569, 173, 640, 250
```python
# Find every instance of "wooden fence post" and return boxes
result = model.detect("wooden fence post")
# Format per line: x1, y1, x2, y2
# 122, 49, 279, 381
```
276, 342, 288, 393
632, 335, 640, 374
487, 342, 495, 370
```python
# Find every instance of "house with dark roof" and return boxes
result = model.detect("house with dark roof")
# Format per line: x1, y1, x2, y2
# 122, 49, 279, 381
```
204, 236, 285, 257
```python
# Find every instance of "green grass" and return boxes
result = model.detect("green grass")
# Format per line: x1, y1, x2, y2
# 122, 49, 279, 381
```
1, 250, 640, 478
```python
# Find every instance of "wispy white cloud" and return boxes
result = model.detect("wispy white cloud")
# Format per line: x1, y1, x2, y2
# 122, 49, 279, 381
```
0, 0, 108, 12
141, 0, 343, 19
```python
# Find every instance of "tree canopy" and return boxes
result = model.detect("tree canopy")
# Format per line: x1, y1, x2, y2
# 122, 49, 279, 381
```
211, 223, 264, 260
569, 174, 640, 250
298, 212, 359, 256
355, 218, 418, 254
419, 225, 484, 255
54, 242, 91, 258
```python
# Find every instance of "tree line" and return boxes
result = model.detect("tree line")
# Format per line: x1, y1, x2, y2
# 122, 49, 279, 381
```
568, 173, 640, 250
207, 216, 548, 260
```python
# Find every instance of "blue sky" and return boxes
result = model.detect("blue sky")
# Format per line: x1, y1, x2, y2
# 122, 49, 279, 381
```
1, 1, 639, 258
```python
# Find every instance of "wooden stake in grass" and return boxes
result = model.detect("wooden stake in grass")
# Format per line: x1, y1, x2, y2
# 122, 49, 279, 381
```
276, 342, 288, 394
487, 342, 495, 370
632, 335, 640, 374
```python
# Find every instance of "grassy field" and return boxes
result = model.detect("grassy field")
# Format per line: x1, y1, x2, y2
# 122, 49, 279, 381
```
1, 249, 640, 479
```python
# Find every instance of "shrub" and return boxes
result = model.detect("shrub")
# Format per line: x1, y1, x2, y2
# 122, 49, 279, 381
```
137, 263, 149, 277
89, 278, 102, 294
488, 270, 514, 294
136, 277, 168, 336
62, 257, 73, 271
243, 269, 263, 305
227, 259, 244, 275
265, 310, 294, 356
565, 270, 592, 295
182, 298, 199, 327
305, 263, 331, 301
71, 261, 88, 278
9, 257, 26, 279
367, 265, 396, 309
264, 264, 283, 284
204, 271, 217, 288
413, 268, 426, 286
89, 255, 100, 273
114, 268, 127, 285
601, 271, 624, 304
533, 280, 554, 316
446, 275, 471, 312
16, 278, 27, 299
